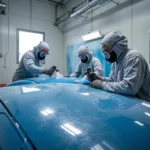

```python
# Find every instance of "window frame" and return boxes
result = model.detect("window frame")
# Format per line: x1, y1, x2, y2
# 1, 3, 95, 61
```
16, 28, 45, 64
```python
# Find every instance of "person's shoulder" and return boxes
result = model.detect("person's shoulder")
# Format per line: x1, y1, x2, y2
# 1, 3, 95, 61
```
124, 49, 148, 66
92, 56, 100, 62
23, 50, 34, 58
124, 49, 145, 62
25, 50, 34, 55
78, 60, 82, 66
126, 49, 143, 59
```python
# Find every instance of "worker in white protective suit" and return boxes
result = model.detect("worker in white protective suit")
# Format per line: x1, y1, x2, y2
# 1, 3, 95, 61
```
89, 31, 150, 101
12, 41, 56, 82
70, 45, 103, 78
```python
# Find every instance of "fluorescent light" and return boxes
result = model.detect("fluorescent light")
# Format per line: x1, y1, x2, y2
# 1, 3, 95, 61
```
80, 92, 90, 96
142, 102, 150, 108
45, 109, 54, 114
60, 125, 75, 136
41, 111, 48, 116
64, 123, 81, 135
145, 112, 150, 117
60, 123, 82, 136
22, 87, 40, 93
0, 3, 6, 7
134, 121, 144, 126
102, 141, 114, 150
41, 109, 54, 116
91, 144, 104, 150
82, 30, 103, 41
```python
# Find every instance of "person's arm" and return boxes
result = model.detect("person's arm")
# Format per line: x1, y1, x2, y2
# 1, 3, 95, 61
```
23, 53, 44, 74
93, 58, 104, 77
70, 62, 82, 78
102, 65, 114, 82
100, 56, 145, 96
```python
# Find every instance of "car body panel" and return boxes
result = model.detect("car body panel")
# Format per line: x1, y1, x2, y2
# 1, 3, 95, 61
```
7, 77, 90, 86
7, 80, 36, 86
0, 83, 150, 150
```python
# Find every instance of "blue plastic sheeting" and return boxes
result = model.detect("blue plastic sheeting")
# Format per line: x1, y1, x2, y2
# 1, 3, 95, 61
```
7, 77, 90, 86
66, 39, 111, 77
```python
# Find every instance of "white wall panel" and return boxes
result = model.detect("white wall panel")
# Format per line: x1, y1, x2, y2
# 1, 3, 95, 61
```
0, 0, 64, 84
62, 0, 150, 73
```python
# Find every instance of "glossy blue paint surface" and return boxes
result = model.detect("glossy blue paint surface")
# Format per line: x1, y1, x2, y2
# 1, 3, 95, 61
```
0, 83, 150, 150
7, 80, 36, 86
0, 101, 34, 149
7, 77, 90, 86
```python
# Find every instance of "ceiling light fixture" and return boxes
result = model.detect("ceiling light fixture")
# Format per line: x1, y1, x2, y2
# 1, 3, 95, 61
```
0, 3, 6, 7
81, 30, 103, 41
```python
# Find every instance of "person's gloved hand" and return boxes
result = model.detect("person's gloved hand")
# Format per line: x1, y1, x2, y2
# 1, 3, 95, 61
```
90, 80, 103, 89
51, 66, 59, 72
87, 72, 104, 82
64, 75, 70, 77
43, 68, 54, 76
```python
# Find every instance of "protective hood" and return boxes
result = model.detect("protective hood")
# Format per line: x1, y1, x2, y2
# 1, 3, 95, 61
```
101, 31, 128, 61
33, 41, 49, 57
78, 45, 92, 63
37, 41, 49, 51
33, 46, 40, 57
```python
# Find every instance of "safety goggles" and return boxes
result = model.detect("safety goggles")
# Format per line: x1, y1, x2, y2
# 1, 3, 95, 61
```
78, 54, 87, 60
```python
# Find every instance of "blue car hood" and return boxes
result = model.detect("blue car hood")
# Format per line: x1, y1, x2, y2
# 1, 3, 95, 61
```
0, 83, 150, 150
7, 77, 90, 86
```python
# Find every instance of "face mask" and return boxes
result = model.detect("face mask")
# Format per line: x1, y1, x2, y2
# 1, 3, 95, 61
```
103, 50, 117, 63
37, 51, 46, 60
79, 55, 88, 63
81, 57, 88, 63
40, 52, 47, 57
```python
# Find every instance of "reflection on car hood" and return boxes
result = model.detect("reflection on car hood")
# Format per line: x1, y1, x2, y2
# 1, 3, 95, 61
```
0, 83, 150, 150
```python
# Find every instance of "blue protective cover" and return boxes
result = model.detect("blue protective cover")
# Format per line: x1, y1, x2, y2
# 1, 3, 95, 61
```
0, 83, 150, 150
7, 77, 90, 86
